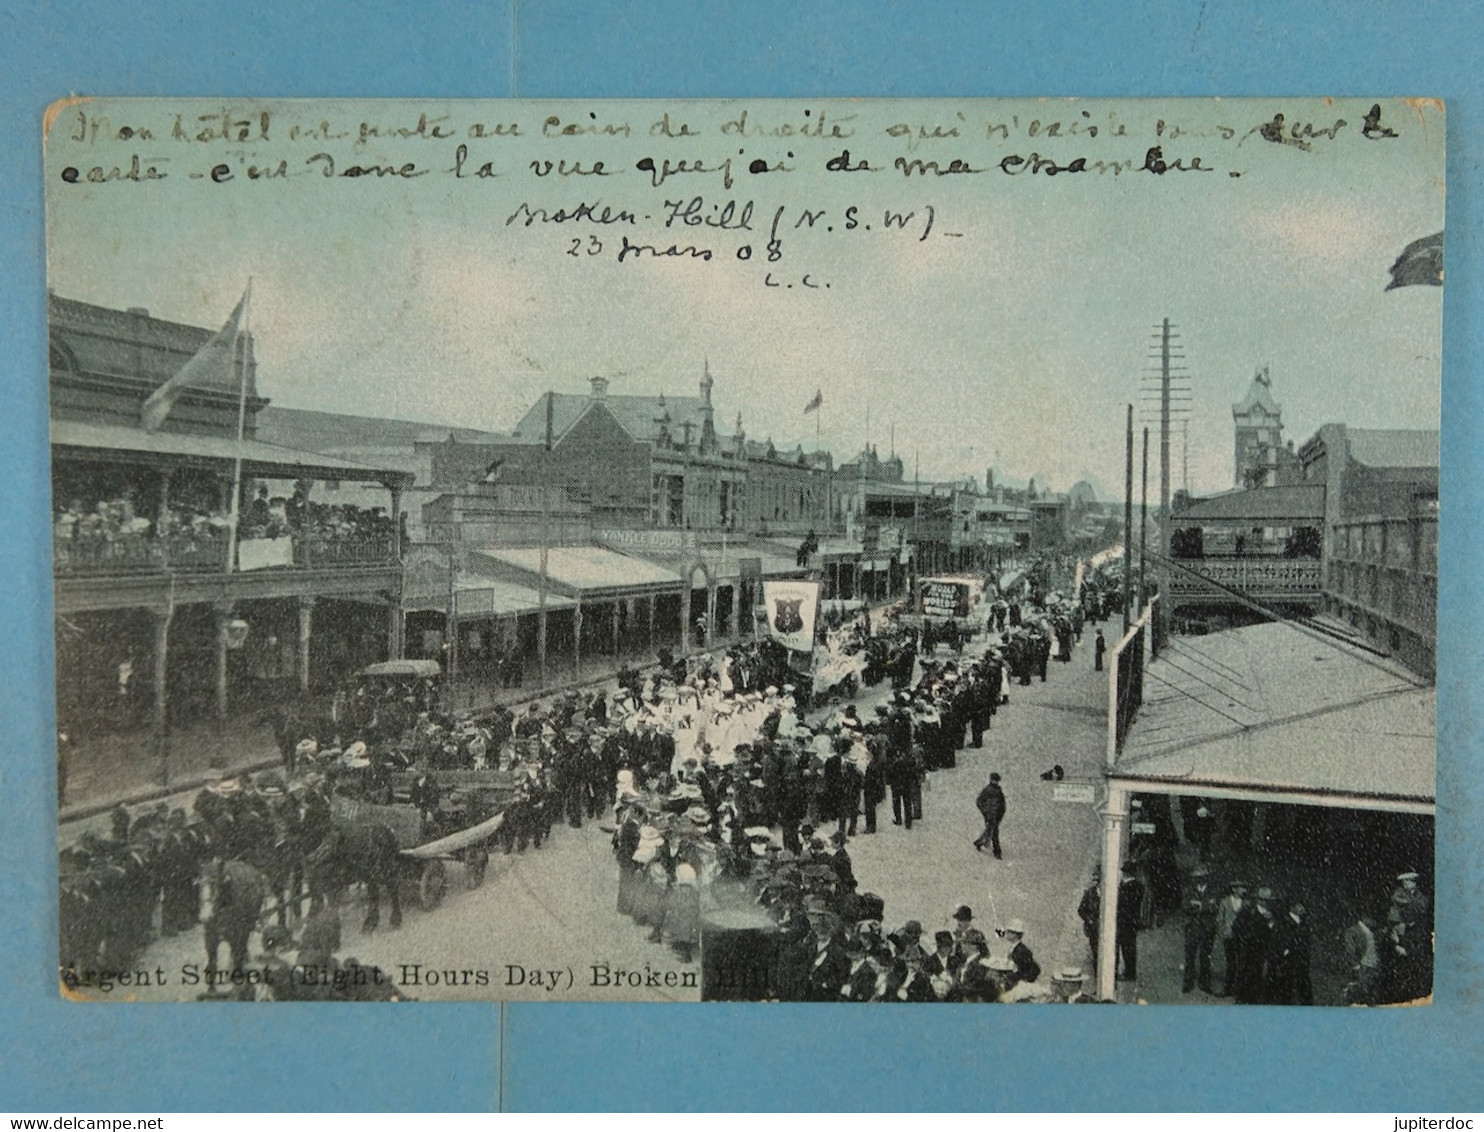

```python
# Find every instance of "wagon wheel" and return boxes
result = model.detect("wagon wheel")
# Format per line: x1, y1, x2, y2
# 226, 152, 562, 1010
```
464, 845, 489, 890
418, 858, 448, 910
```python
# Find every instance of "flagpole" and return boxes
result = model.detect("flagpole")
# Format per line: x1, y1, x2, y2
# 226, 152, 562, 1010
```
224, 280, 253, 574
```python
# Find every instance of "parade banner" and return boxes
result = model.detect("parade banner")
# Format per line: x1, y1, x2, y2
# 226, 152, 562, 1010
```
762, 579, 820, 652
921, 579, 971, 619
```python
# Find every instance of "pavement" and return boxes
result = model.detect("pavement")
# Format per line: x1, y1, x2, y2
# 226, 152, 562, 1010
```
76, 617, 1120, 1002
835, 630, 1109, 984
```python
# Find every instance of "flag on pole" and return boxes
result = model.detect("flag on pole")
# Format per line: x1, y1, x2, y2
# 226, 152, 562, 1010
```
140, 291, 248, 431
803, 389, 823, 414
1385, 231, 1444, 290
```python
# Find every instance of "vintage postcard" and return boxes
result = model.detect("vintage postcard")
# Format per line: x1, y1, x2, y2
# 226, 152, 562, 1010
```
46, 97, 1441, 1004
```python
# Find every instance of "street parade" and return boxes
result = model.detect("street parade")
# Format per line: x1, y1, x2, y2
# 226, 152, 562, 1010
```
55, 554, 1430, 1006
59, 559, 1130, 1004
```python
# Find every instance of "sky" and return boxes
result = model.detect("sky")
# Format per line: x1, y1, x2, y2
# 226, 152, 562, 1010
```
44, 97, 1444, 498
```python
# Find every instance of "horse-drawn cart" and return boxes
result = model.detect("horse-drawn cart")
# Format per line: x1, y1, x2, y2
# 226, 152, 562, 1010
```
329, 768, 516, 912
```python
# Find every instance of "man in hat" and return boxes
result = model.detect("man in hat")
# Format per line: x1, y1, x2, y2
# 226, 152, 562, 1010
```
973, 772, 1007, 858
1051, 966, 1094, 1004
949, 905, 975, 954
807, 917, 853, 1002
923, 929, 962, 999
1378, 911, 1431, 1004
889, 920, 929, 964
1093, 629, 1106, 672
835, 737, 863, 840
1077, 872, 1101, 973
1115, 863, 1144, 982
886, 736, 915, 830
1215, 877, 1248, 996
1182, 863, 1220, 994
1001, 918, 1041, 983
861, 736, 887, 835
1230, 886, 1279, 1004
1388, 871, 1431, 933
1269, 900, 1314, 1006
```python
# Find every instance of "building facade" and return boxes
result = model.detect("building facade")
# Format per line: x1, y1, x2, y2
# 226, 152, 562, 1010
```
49, 294, 413, 784
1298, 424, 1439, 679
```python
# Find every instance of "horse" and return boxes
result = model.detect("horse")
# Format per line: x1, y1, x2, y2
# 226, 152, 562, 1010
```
304, 824, 403, 933
198, 857, 268, 989
241, 796, 312, 928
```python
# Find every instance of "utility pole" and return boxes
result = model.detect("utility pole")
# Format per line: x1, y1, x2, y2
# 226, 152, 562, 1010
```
537, 391, 553, 689
1158, 319, 1172, 628
446, 544, 460, 712
1141, 318, 1190, 640
1123, 404, 1133, 632
1140, 426, 1149, 611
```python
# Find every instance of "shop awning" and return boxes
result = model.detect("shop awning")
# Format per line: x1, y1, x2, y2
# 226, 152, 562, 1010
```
706, 550, 810, 581
403, 574, 576, 617
1115, 621, 1434, 811
471, 545, 683, 597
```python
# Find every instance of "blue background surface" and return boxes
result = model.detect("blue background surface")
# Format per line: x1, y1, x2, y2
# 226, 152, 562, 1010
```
2, 0, 1480, 1112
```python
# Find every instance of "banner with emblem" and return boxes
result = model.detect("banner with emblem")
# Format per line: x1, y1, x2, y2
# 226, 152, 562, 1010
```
761, 579, 820, 652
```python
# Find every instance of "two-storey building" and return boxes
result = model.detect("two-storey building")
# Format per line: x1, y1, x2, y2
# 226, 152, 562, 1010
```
50, 294, 412, 786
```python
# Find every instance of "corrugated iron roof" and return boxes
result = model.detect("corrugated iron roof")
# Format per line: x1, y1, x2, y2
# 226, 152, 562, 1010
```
1116, 621, 1434, 806
1347, 429, 1439, 469
1174, 484, 1325, 522
472, 544, 683, 592
256, 406, 503, 451
50, 292, 258, 398
51, 419, 412, 483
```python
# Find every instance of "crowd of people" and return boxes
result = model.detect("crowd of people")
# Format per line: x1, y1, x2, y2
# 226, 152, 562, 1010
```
239, 483, 396, 545
1075, 829, 1434, 1006
60, 544, 1436, 1006
597, 613, 1091, 1001
52, 480, 396, 574
66, 564, 1108, 1003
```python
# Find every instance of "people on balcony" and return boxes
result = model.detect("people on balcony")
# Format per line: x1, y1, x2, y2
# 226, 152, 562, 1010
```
55, 481, 395, 573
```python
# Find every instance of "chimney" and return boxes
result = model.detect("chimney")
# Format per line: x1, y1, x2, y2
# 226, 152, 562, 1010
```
590, 376, 609, 400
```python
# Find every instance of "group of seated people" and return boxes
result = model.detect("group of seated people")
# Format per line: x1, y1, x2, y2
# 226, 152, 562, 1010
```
53, 484, 395, 556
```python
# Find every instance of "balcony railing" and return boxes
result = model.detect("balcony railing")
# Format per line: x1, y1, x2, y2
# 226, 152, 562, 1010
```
167, 531, 233, 572
1167, 557, 1323, 598
52, 535, 166, 574
54, 531, 396, 577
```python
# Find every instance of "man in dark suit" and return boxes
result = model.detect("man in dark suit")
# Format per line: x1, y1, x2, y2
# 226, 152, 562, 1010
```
820, 739, 845, 829
1230, 887, 1279, 1004
887, 743, 914, 830
861, 736, 887, 834
1182, 863, 1220, 993
806, 926, 852, 1002
837, 747, 863, 839
1116, 864, 1144, 981
973, 772, 1007, 858
1268, 900, 1314, 1005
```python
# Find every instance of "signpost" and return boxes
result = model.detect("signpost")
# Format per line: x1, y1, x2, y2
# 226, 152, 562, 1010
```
1052, 782, 1097, 805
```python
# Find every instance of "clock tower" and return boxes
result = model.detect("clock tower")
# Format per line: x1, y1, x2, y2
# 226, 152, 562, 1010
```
1232, 366, 1283, 489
